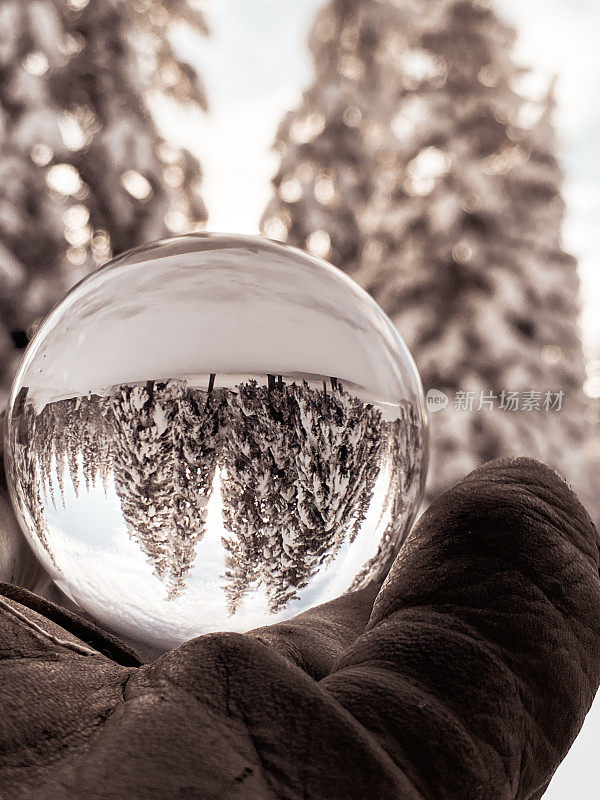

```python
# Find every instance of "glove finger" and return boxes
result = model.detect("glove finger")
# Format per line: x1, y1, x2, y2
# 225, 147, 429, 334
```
0, 582, 142, 666
248, 580, 382, 679
321, 457, 600, 800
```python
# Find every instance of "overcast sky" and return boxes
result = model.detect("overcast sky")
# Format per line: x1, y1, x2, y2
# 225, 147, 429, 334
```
159, 3, 600, 796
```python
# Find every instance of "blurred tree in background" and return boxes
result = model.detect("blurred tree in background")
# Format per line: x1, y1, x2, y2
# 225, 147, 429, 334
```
261, 0, 411, 271
263, 0, 596, 516
0, 0, 208, 404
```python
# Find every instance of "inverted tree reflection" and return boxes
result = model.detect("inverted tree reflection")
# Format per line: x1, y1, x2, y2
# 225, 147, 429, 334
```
12, 376, 422, 612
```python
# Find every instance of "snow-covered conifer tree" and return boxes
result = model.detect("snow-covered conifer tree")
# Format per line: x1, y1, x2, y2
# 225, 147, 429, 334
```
219, 380, 290, 613
261, 0, 411, 269
65, 398, 82, 494
111, 380, 178, 581
354, 0, 593, 508
221, 379, 385, 613
292, 382, 382, 572
246, 381, 303, 613
266, 0, 594, 515
9, 402, 55, 564
168, 385, 225, 598
0, 0, 208, 403
31, 402, 56, 506
350, 407, 426, 591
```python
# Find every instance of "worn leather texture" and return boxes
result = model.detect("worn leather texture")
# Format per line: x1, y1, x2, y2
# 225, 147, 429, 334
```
1, 457, 599, 799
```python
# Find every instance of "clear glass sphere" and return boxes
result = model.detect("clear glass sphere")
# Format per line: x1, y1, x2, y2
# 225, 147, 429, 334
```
4, 234, 428, 649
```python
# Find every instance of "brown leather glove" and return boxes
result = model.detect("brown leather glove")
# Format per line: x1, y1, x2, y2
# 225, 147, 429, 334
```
1, 457, 599, 800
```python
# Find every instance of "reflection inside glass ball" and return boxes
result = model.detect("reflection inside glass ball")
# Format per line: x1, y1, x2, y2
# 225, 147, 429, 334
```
5, 234, 427, 649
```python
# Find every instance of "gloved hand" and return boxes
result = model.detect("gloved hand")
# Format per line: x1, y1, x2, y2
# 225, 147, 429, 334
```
1, 457, 599, 800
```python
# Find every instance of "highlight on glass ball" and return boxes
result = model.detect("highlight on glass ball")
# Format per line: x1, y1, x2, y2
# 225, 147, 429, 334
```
4, 234, 428, 649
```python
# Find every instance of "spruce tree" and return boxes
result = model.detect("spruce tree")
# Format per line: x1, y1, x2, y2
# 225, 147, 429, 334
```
31, 401, 57, 506
111, 381, 178, 581
219, 380, 292, 614
65, 398, 83, 494
8, 401, 55, 565
168, 384, 224, 599
357, 0, 592, 508
24, 380, 224, 599
220, 380, 384, 614
32, 395, 103, 504
266, 0, 594, 514
48, 402, 68, 507
293, 382, 382, 566
350, 406, 426, 592
247, 381, 303, 613
0, 0, 208, 404
261, 0, 411, 269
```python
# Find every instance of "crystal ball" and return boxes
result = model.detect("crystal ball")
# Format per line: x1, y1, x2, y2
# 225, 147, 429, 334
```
4, 234, 428, 649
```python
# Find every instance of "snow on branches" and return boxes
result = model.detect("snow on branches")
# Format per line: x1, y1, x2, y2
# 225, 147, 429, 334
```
11, 376, 423, 613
